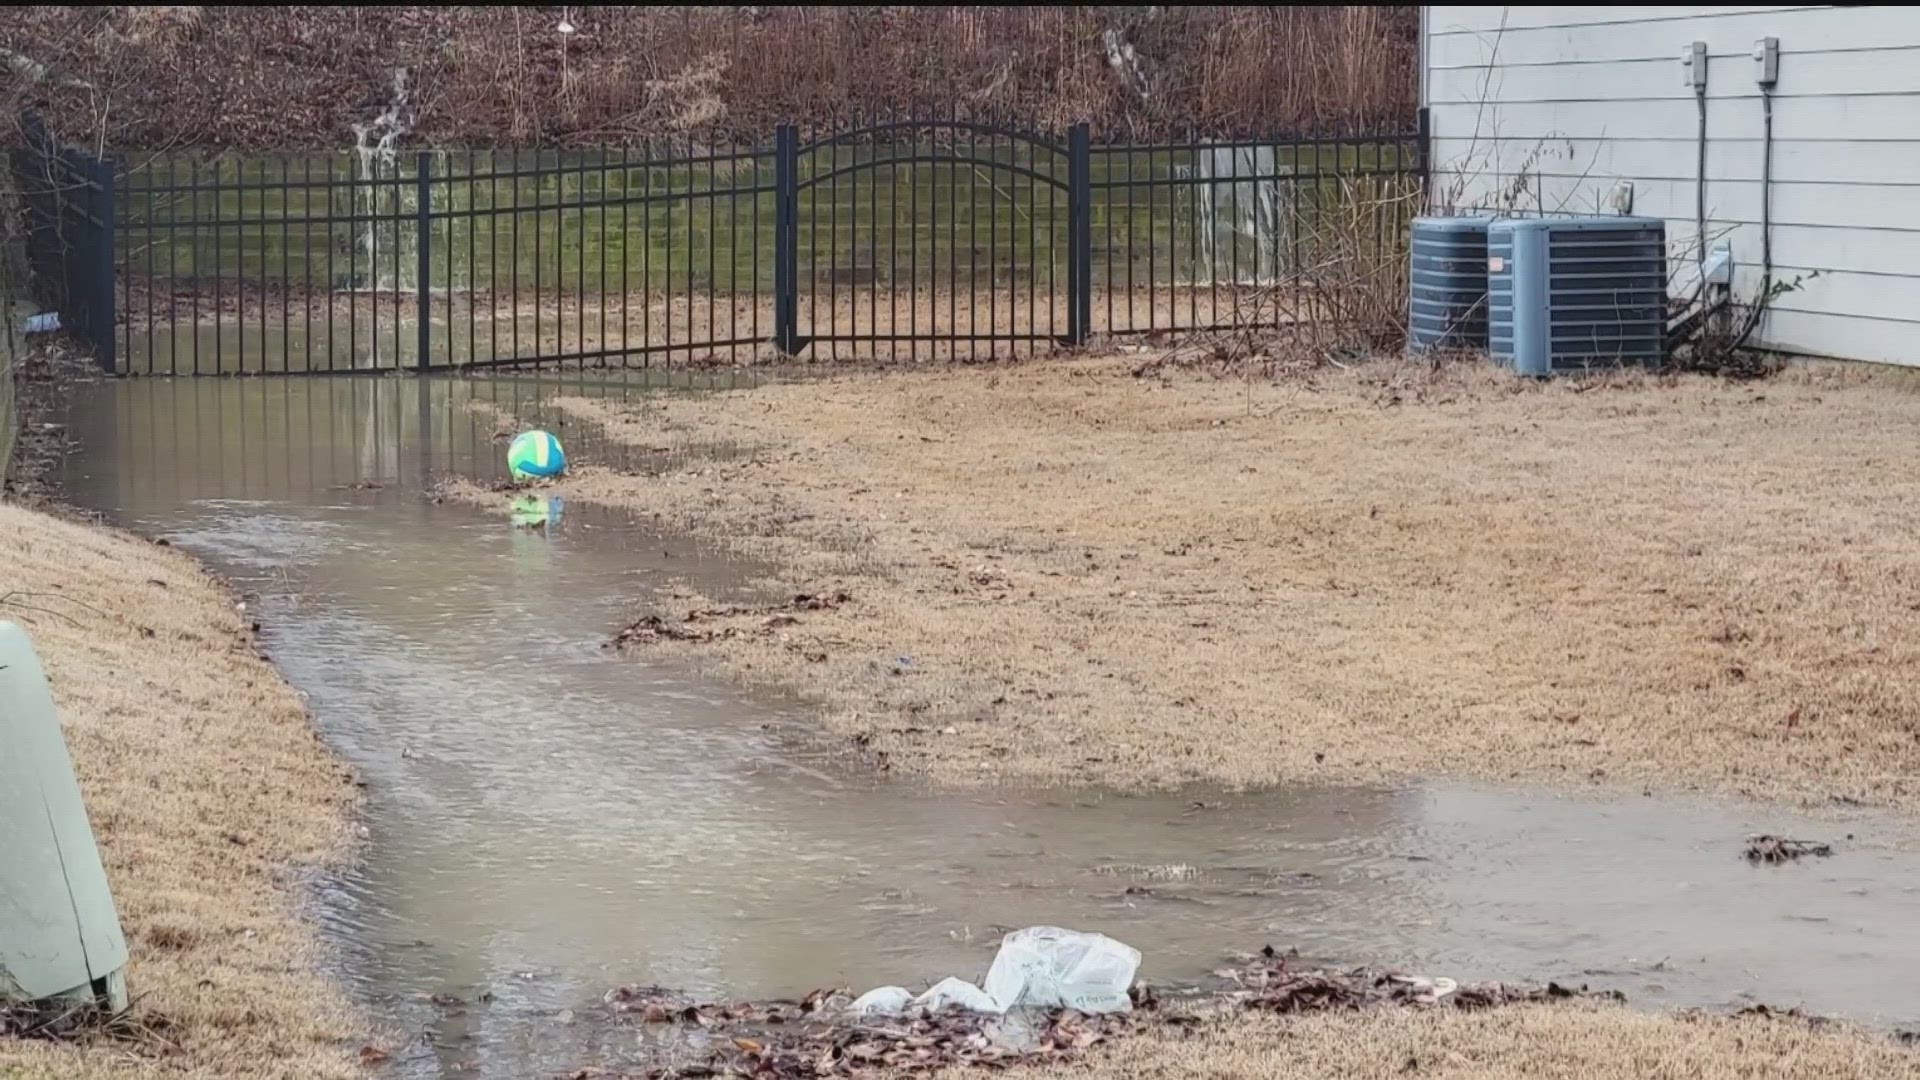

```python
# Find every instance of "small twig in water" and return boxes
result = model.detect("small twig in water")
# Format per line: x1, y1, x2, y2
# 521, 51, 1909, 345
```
1744, 835, 1833, 864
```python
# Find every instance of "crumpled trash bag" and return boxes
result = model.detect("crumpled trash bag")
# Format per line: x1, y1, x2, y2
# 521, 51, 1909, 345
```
850, 985, 915, 1016
983, 926, 1140, 1013
853, 978, 1008, 1016
1388, 974, 1459, 1004
849, 927, 1140, 1018
914, 976, 1004, 1014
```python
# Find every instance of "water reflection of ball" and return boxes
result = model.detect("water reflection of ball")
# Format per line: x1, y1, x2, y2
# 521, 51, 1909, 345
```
510, 494, 563, 528
507, 429, 566, 480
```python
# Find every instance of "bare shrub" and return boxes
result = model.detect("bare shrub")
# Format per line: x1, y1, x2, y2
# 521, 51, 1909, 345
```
1144, 178, 1421, 370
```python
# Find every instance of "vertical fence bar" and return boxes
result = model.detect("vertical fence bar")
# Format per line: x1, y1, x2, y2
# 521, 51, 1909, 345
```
1066, 123, 1091, 346
301, 156, 314, 373
391, 160, 402, 368
326, 157, 341, 369
947, 122, 957, 356
704, 140, 716, 365
868, 126, 879, 360
640, 146, 652, 364
829, 128, 841, 362
887, 126, 898, 363
443, 155, 454, 366
663, 147, 675, 364
214, 158, 228, 371
908, 122, 919, 352
414, 150, 432, 370
965, 125, 976, 348
92, 156, 118, 373
142, 159, 156, 374
579, 151, 589, 366
683, 132, 695, 364
255, 158, 266, 370
280, 155, 291, 371
809, 128, 821, 356
772, 124, 799, 355
469, 150, 478, 367
747, 143, 758, 353
1145, 143, 1158, 334
532, 152, 544, 369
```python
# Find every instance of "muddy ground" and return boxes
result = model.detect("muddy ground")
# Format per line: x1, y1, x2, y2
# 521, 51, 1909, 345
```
460, 354, 1920, 809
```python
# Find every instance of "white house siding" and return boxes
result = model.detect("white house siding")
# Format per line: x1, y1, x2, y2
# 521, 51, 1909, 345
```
1423, 5, 1920, 366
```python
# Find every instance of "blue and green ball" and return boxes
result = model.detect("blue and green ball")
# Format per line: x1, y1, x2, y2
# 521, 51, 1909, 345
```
506, 429, 567, 481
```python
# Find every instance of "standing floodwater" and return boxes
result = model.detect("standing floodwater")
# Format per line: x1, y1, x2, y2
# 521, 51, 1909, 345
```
54, 376, 1920, 1077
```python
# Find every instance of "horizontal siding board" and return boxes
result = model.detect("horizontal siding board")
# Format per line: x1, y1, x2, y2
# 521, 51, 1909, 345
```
1752, 307, 1920, 366
1429, 8, 1920, 69
1433, 7, 1821, 34
1430, 135, 1920, 186
1429, 50, 1920, 103
1746, 267, 1920, 325
1438, 169, 1920, 232
1746, 226, 1920, 277
1428, 95, 1920, 142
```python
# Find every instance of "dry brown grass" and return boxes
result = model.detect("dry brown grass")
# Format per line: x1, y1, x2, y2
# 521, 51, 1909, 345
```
478, 354, 1920, 806
0, 503, 361, 1078
981, 1004, 1920, 1079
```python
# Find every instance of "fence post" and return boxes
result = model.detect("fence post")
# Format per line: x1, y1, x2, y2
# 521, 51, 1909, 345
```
415, 150, 432, 372
1066, 123, 1092, 347
90, 156, 117, 374
772, 124, 799, 355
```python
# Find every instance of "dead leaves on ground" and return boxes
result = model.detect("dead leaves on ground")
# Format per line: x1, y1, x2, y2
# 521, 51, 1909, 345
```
1220, 945, 1624, 1016
582, 948, 1630, 1078
735, 1005, 1143, 1076
0, 999, 173, 1051
588, 984, 1151, 1078
608, 591, 851, 649
603, 984, 842, 1027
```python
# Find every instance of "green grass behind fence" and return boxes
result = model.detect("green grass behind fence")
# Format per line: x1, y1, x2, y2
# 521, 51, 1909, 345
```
116, 141, 1419, 294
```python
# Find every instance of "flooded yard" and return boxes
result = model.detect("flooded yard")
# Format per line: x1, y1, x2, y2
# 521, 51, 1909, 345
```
48, 375, 1920, 1077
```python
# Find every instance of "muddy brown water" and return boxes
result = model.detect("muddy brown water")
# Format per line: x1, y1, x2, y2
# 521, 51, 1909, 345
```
52, 375, 1920, 1076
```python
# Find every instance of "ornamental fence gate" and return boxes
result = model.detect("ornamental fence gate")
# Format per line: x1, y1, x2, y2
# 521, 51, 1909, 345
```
15, 112, 1426, 375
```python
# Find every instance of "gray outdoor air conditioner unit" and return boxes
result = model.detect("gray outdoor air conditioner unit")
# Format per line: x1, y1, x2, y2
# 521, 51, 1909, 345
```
1488, 216, 1667, 376
1408, 216, 1493, 352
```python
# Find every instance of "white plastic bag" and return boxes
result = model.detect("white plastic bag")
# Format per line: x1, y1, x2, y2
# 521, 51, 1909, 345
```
913, 976, 1006, 1015
849, 985, 914, 1016
848, 927, 1141, 1019
982, 926, 1141, 1014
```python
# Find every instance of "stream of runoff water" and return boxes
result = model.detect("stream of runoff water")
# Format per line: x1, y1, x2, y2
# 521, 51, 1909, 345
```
55, 375, 1920, 1076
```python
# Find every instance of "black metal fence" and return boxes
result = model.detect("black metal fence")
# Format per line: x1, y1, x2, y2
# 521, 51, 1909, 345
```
14, 113, 117, 366
27, 116, 1425, 375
